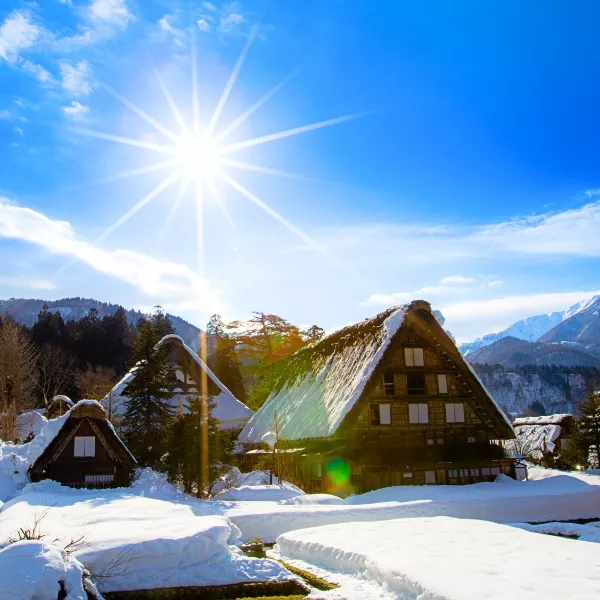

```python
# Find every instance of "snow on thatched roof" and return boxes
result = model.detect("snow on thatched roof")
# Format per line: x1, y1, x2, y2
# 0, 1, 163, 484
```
104, 334, 253, 430
513, 414, 573, 426
507, 414, 574, 459
239, 306, 405, 443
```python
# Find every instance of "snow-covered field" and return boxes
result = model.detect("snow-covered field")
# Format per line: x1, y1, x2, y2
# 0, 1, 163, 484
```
274, 517, 600, 600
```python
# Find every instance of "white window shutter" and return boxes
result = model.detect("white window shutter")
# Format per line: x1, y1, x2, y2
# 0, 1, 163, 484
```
409, 404, 419, 424
445, 404, 455, 423
425, 471, 436, 484
455, 403, 465, 423
437, 374, 448, 394
414, 348, 424, 367
404, 348, 414, 367
419, 404, 429, 423
74, 437, 85, 457
85, 436, 96, 457
380, 404, 391, 425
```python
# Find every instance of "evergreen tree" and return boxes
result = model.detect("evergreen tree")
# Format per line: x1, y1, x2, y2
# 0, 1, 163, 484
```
561, 389, 600, 469
165, 395, 234, 497
123, 320, 176, 468
151, 306, 176, 338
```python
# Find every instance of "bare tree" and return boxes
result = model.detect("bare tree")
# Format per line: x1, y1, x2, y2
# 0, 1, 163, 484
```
76, 364, 116, 401
0, 321, 37, 441
35, 345, 76, 409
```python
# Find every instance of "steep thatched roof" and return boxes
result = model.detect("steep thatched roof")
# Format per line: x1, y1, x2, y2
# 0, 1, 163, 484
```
239, 306, 405, 442
239, 301, 514, 443
104, 335, 253, 431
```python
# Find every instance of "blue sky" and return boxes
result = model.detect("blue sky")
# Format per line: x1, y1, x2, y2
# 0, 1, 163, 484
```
1, 0, 600, 341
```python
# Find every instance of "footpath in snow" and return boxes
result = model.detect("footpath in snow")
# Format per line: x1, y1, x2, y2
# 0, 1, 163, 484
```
274, 516, 600, 600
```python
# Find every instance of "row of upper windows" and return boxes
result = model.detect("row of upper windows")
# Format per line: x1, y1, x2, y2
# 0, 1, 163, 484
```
383, 372, 448, 396
370, 402, 466, 426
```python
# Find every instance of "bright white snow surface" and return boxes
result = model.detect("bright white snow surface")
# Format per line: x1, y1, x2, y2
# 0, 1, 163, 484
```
0, 480, 289, 593
274, 517, 600, 600
216, 483, 304, 501
0, 540, 90, 600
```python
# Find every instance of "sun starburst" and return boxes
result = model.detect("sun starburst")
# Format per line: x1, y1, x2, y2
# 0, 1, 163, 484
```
69, 28, 365, 274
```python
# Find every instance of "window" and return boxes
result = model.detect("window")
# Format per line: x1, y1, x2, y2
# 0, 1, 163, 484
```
408, 403, 429, 424
470, 468, 480, 477
316, 464, 322, 478
467, 436, 476, 443
481, 467, 491, 476
85, 474, 113, 484
425, 471, 436, 484
445, 403, 465, 423
448, 469, 458, 478
426, 438, 434, 445
437, 374, 448, 394
383, 372, 395, 396
74, 436, 95, 457
404, 347, 424, 367
437, 438, 445, 445
407, 372, 426, 395
403, 472, 413, 479
371, 403, 391, 425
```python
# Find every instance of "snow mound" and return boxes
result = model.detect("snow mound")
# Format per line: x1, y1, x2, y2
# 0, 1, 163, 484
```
279, 494, 347, 506
215, 483, 304, 502
275, 517, 600, 599
15, 411, 47, 441
0, 540, 90, 600
0, 490, 289, 593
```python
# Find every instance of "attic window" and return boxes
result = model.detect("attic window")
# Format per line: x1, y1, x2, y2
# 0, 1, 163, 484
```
383, 372, 395, 396
407, 372, 426, 395
74, 436, 95, 458
437, 374, 448, 394
404, 347, 424, 367
445, 403, 465, 423
371, 403, 391, 426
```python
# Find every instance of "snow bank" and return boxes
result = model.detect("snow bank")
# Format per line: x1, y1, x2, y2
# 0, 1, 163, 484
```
215, 483, 304, 502
0, 540, 89, 600
512, 521, 600, 543
0, 489, 289, 593
279, 494, 346, 506
227, 474, 600, 542
275, 517, 600, 599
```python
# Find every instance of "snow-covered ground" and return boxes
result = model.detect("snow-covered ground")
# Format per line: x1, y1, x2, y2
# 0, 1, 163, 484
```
274, 517, 600, 600
0, 479, 289, 593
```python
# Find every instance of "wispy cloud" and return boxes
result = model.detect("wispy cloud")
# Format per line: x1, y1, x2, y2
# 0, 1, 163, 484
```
86, 0, 134, 30
364, 275, 502, 306
60, 60, 93, 96
0, 198, 222, 312
62, 101, 89, 120
0, 10, 40, 63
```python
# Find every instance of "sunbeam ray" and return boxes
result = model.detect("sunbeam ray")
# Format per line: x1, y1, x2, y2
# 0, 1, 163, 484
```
207, 26, 257, 135
103, 85, 179, 144
220, 158, 327, 183
153, 67, 188, 135
218, 170, 349, 271
89, 160, 178, 186
221, 112, 366, 154
206, 175, 235, 229
215, 68, 300, 143
194, 179, 204, 273
160, 175, 191, 240
97, 170, 182, 243
191, 34, 200, 134
68, 127, 176, 155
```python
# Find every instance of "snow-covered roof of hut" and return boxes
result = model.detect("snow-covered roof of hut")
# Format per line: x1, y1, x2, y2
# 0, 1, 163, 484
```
16, 411, 47, 441
104, 334, 253, 431
239, 302, 514, 444
506, 414, 574, 459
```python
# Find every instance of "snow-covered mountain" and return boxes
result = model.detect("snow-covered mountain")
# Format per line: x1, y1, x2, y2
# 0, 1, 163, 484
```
459, 296, 599, 356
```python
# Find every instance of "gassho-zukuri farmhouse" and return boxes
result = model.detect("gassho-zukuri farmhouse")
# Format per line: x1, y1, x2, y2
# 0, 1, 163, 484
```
238, 300, 517, 495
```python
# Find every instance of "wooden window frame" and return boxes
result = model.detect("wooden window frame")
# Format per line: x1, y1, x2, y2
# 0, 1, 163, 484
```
74, 436, 95, 458
445, 402, 465, 423
406, 372, 426, 396
370, 403, 391, 426
404, 347, 425, 367
383, 372, 395, 397
408, 403, 429, 424
437, 374, 448, 394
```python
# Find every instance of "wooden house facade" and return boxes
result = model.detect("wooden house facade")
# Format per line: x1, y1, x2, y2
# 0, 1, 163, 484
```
239, 300, 516, 495
29, 401, 136, 488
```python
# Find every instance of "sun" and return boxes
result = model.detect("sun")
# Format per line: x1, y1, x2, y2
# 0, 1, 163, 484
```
69, 26, 365, 274
175, 132, 222, 180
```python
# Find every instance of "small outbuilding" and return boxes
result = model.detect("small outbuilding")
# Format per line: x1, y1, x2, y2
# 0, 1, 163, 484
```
46, 395, 74, 419
29, 400, 136, 488
508, 414, 574, 463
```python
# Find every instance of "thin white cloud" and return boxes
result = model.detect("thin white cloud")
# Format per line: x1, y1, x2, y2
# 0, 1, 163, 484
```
60, 60, 93, 96
203, 2, 217, 11
364, 275, 501, 306
19, 59, 55, 83
219, 12, 245, 32
197, 19, 211, 32
62, 101, 89, 120
86, 0, 133, 29
0, 10, 40, 63
0, 198, 222, 312
440, 290, 600, 342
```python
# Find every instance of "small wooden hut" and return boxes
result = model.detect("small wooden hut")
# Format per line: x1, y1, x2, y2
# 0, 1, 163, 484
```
239, 300, 516, 495
46, 395, 74, 419
508, 414, 574, 464
29, 400, 136, 488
